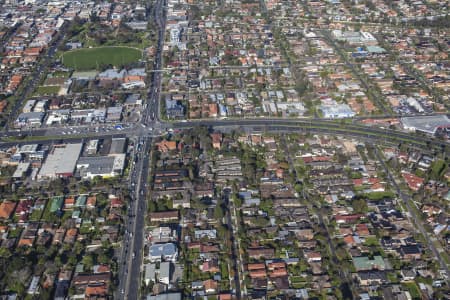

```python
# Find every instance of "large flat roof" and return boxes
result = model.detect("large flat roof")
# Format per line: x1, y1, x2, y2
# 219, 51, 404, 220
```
147, 293, 181, 300
401, 115, 450, 134
77, 156, 115, 171
109, 138, 126, 154
149, 243, 177, 257
38, 143, 83, 179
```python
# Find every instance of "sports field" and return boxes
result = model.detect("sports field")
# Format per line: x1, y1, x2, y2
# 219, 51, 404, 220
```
62, 46, 142, 70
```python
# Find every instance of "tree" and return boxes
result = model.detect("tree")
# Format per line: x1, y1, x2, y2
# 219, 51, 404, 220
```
68, 254, 78, 267
82, 254, 95, 270
352, 198, 368, 214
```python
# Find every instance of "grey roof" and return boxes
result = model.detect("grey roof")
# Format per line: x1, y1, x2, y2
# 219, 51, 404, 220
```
128, 68, 146, 76
18, 144, 39, 153
77, 156, 115, 176
125, 93, 141, 104
110, 138, 126, 154
147, 293, 181, 300
194, 229, 217, 239
144, 263, 156, 281
106, 106, 123, 121
126, 21, 148, 30
159, 261, 171, 279
38, 143, 83, 178
149, 243, 177, 257
357, 270, 387, 280
401, 115, 450, 135
107, 106, 123, 114
17, 112, 45, 121
98, 69, 127, 79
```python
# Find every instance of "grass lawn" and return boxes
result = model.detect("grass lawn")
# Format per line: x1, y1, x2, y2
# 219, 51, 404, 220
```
363, 236, 379, 247
402, 282, 421, 299
291, 282, 307, 289
430, 159, 447, 179
7, 227, 22, 238
34, 85, 61, 96
29, 209, 43, 221
365, 191, 395, 200
387, 271, 399, 283
61, 46, 142, 70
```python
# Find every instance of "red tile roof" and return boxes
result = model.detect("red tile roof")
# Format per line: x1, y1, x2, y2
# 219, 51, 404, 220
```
402, 172, 424, 191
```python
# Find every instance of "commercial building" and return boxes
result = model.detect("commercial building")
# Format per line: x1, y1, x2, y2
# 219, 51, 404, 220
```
159, 261, 171, 285
320, 104, 355, 119
76, 154, 125, 179
109, 138, 126, 154
15, 112, 45, 128
332, 30, 378, 46
13, 162, 30, 179
144, 264, 156, 285
106, 106, 123, 122
86, 140, 99, 155
149, 243, 178, 262
38, 143, 83, 179
23, 99, 36, 113
147, 293, 181, 300
401, 115, 450, 135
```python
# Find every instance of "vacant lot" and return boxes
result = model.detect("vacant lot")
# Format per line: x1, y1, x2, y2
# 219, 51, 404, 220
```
62, 46, 142, 70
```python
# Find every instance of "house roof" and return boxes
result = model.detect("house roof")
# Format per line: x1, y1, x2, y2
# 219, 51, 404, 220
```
50, 196, 64, 212
248, 263, 265, 271
149, 210, 179, 221
87, 196, 96, 207
0, 201, 17, 219
203, 279, 218, 290
85, 284, 108, 296
402, 172, 424, 190
157, 140, 177, 152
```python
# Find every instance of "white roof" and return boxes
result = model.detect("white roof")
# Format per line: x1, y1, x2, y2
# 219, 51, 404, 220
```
401, 115, 450, 134
38, 143, 82, 178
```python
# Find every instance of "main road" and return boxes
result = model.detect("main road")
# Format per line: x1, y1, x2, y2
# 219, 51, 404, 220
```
142, 0, 166, 126
171, 118, 450, 155
1, 117, 449, 156
118, 0, 167, 298
119, 136, 152, 300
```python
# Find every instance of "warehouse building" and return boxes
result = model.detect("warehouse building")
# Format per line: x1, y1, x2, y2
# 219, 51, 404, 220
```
109, 138, 126, 154
76, 154, 125, 179
401, 115, 450, 135
320, 104, 356, 119
149, 243, 178, 262
159, 262, 171, 285
38, 143, 83, 179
